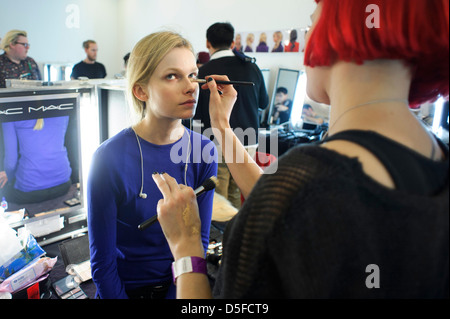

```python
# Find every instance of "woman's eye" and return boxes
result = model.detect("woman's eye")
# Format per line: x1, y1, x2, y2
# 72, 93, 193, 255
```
189, 73, 198, 80
166, 74, 177, 80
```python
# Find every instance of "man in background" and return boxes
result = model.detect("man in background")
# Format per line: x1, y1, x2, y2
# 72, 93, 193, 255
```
272, 87, 293, 124
193, 22, 269, 209
71, 40, 106, 79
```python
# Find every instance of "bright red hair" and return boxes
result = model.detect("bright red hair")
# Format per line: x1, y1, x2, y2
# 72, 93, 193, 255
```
304, 0, 449, 105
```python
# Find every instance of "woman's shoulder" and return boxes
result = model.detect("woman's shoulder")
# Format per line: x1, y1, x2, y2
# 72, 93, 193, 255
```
94, 128, 134, 157
274, 143, 356, 174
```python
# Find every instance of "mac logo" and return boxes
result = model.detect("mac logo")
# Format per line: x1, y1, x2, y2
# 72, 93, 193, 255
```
28, 103, 74, 113
0, 103, 74, 117
0, 108, 23, 115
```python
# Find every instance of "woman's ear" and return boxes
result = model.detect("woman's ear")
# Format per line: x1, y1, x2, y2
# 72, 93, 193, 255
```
133, 84, 148, 102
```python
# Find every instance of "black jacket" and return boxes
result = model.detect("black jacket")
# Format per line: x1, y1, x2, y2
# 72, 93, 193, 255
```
193, 56, 269, 146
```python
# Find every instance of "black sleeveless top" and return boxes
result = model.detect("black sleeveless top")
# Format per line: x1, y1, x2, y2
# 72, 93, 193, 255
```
323, 130, 448, 195
214, 130, 449, 298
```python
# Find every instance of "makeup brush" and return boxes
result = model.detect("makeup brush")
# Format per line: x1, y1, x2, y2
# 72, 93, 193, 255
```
193, 79, 255, 86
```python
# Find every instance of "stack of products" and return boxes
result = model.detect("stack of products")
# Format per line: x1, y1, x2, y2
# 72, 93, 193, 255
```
0, 222, 56, 298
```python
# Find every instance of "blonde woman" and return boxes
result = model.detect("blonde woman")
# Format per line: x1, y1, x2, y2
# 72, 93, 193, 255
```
244, 33, 255, 53
256, 32, 269, 52
87, 32, 217, 299
0, 29, 41, 88
272, 31, 284, 52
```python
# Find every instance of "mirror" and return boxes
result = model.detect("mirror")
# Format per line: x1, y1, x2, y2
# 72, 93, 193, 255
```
0, 91, 84, 239
297, 95, 330, 129
267, 68, 301, 126
260, 68, 271, 92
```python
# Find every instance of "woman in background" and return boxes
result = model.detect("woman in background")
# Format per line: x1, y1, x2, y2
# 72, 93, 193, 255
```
284, 29, 299, 52
244, 33, 255, 53
153, 0, 448, 298
256, 33, 269, 53
271, 31, 284, 52
87, 32, 217, 299
1, 117, 72, 204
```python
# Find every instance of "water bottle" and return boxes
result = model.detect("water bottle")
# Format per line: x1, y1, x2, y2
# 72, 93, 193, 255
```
1, 197, 8, 211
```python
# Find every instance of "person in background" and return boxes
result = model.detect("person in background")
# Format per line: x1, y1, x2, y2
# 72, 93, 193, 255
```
118, 52, 130, 78
196, 51, 210, 69
123, 52, 130, 71
123, 52, 130, 69
301, 104, 324, 125
1, 117, 72, 204
256, 33, 269, 53
271, 87, 293, 124
284, 29, 300, 52
70, 40, 106, 79
0, 30, 41, 88
193, 22, 269, 209
87, 31, 217, 299
153, 0, 448, 299
0, 30, 42, 193
244, 33, 255, 53
272, 31, 284, 52
233, 33, 243, 53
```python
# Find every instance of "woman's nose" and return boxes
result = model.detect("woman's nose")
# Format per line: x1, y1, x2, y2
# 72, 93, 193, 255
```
184, 77, 198, 94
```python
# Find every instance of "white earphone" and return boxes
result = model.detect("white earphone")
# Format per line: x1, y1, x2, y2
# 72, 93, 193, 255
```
133, 120, 192, 200
133, 128, 148, 199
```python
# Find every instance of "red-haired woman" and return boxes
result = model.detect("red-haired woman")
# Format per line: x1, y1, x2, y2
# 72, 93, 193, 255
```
153, 0, 449, 298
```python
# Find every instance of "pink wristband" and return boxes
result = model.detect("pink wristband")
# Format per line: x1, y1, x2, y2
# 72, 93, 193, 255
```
171, 256, 207, 284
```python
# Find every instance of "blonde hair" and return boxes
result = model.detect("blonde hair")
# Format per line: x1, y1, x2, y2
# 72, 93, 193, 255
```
0, 30, 27, 52
259, 33, 267, 43
33, 119, 44, 131
274, 31, 283, 42
127, 31, 194, 122
246, 33, 254, 45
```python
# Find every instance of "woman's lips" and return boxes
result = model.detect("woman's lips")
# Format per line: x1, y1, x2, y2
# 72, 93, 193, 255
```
180, 99, 197, 106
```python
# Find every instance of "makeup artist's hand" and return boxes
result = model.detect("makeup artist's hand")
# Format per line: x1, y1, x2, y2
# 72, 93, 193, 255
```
203, 75, 263, 199
202, 75, 237, 131
152, 173, 204, 260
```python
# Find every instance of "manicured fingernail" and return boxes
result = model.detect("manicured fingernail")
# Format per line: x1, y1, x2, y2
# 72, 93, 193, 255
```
207, 77, 214, 82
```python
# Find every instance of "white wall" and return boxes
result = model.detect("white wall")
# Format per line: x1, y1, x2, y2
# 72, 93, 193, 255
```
1, 0, 316, 85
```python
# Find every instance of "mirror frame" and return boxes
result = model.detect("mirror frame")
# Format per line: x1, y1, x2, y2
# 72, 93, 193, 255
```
0, 90, 86, 243
266, 68, 301, 126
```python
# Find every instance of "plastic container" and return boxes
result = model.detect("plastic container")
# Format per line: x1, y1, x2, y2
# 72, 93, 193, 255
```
1, 197, 7, 211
